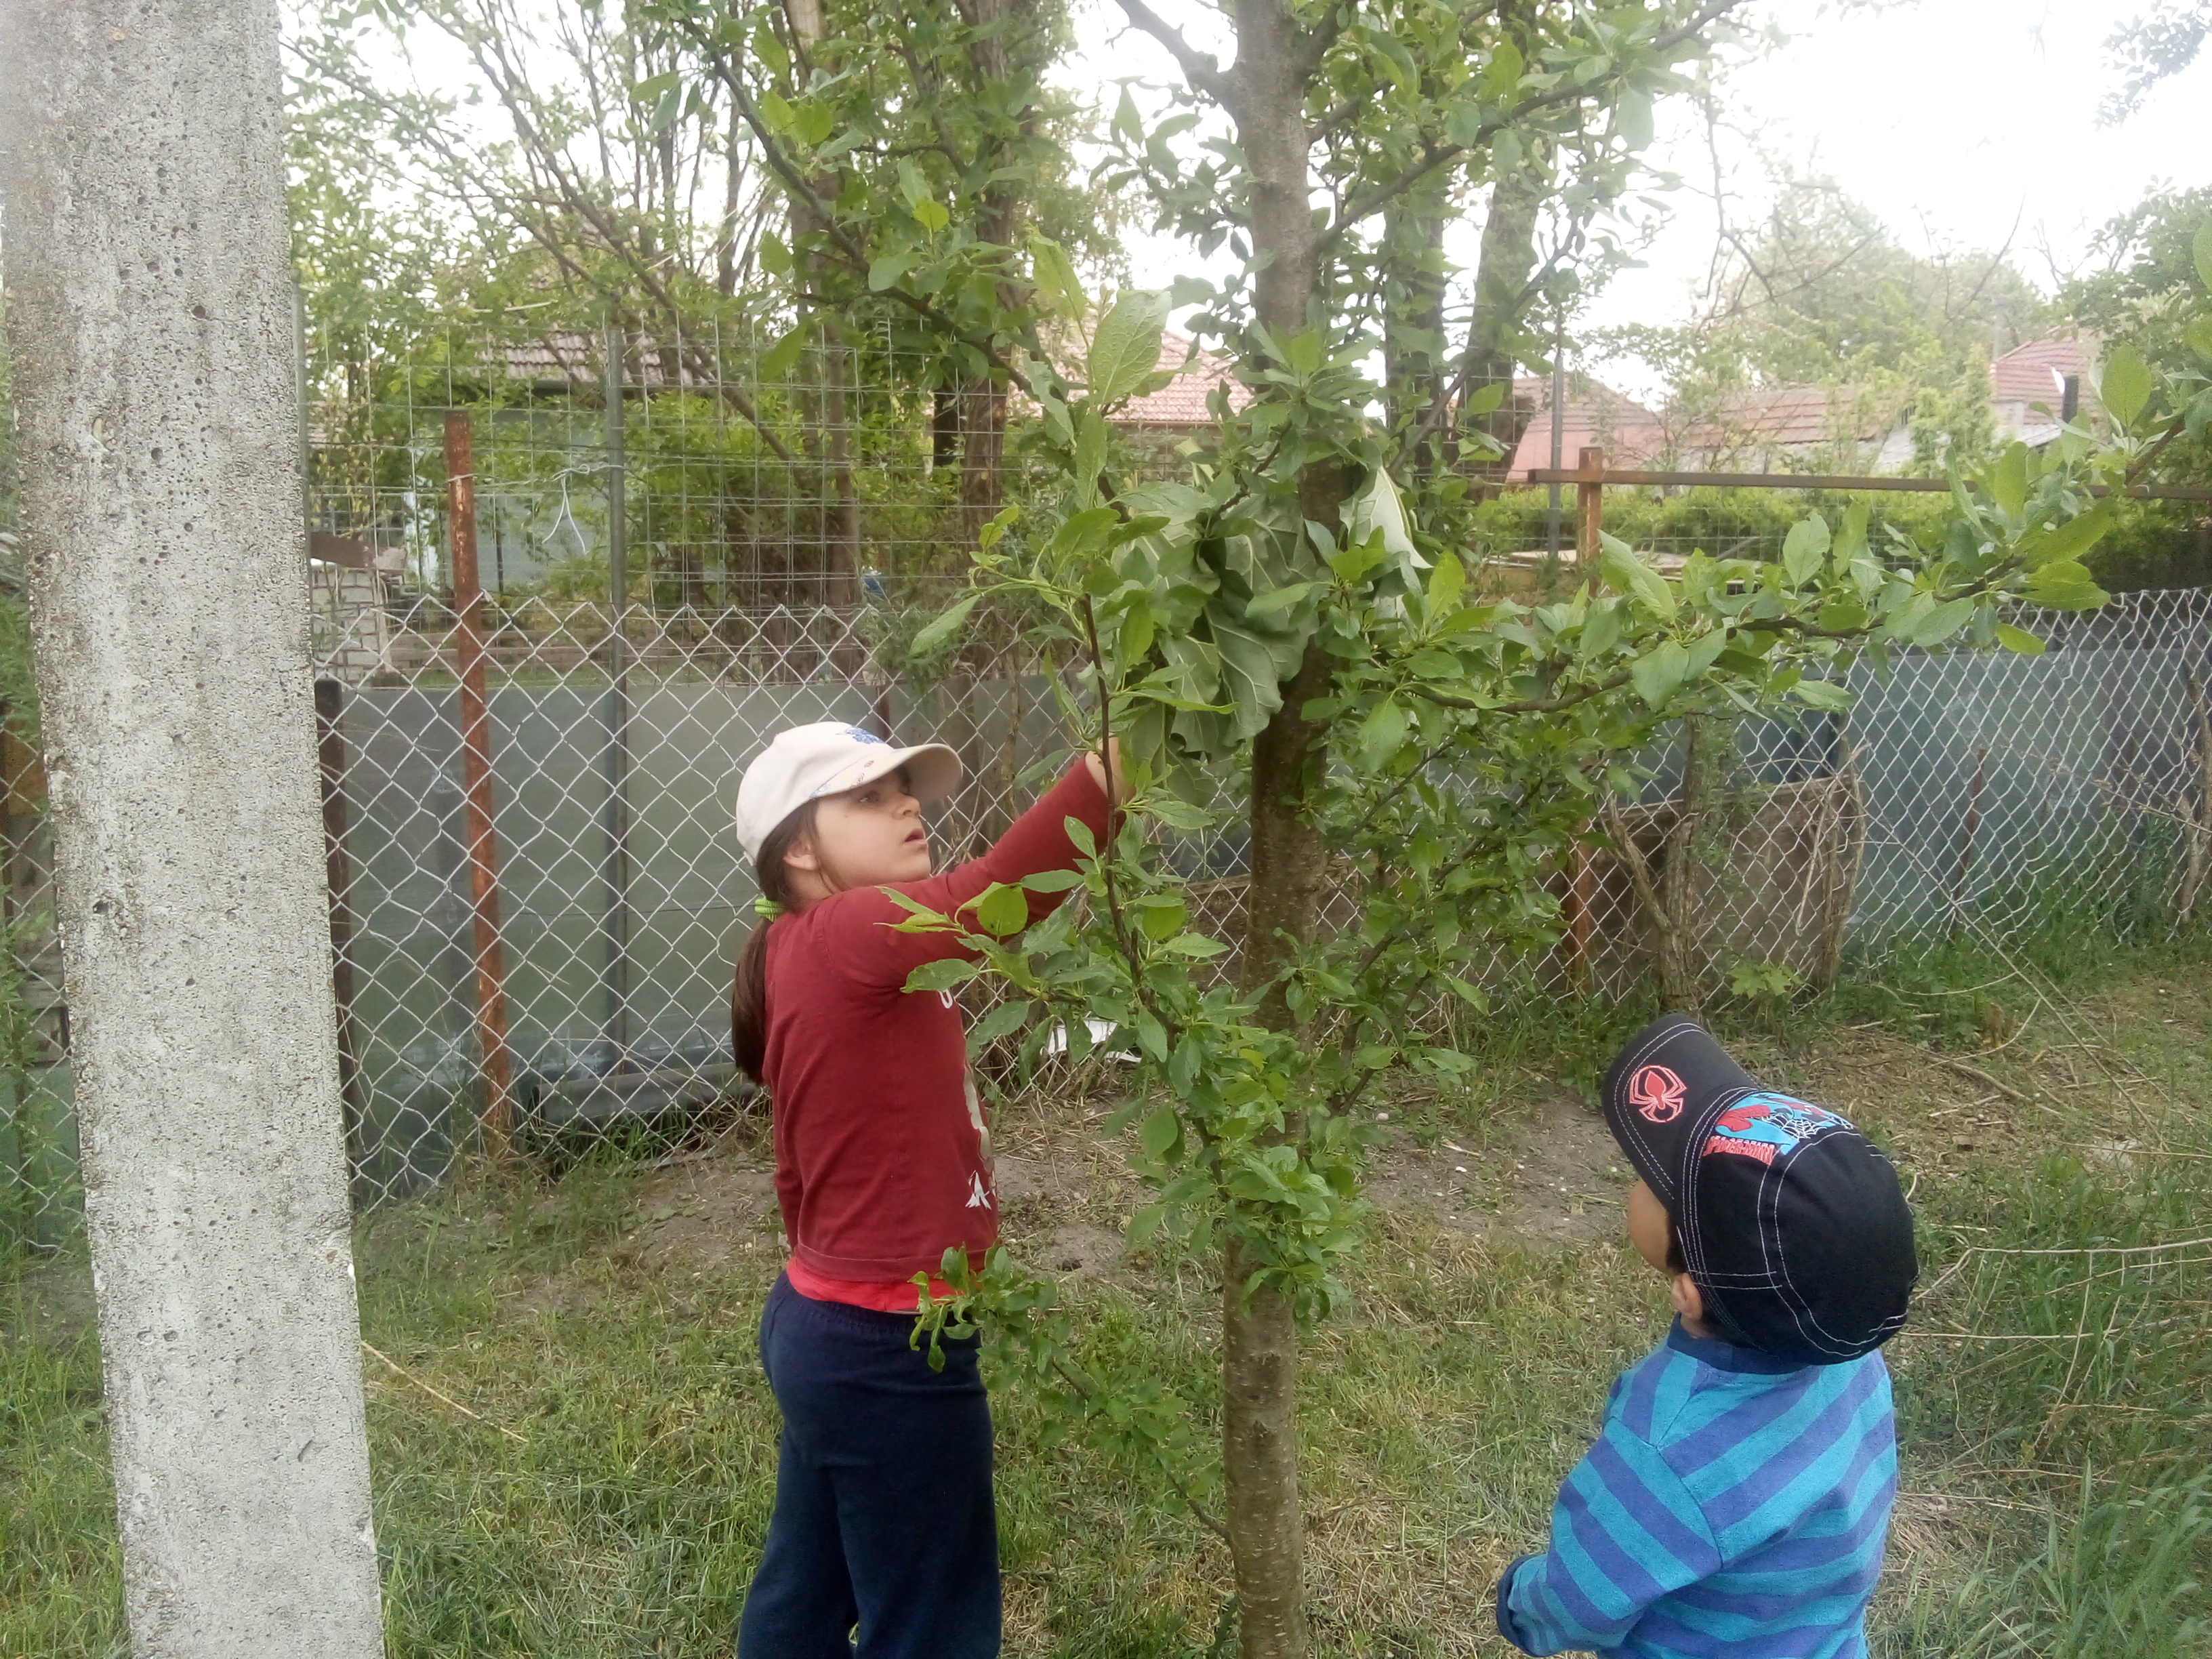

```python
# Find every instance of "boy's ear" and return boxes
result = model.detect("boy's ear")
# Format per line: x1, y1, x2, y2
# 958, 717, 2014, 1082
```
1669, 1271, 1706, 1326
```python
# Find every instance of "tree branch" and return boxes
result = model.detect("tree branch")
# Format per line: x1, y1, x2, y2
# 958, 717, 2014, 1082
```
1111, 0, 1235, 107
1326, 0, 1749, 239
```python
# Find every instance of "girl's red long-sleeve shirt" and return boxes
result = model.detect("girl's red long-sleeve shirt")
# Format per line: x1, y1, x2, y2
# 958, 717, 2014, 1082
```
758, 761, 1112, 1311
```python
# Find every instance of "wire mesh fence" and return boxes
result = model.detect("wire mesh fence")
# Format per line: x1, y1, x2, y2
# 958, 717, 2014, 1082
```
295, 583, 2212, 1210
3, 315, 2211, 1230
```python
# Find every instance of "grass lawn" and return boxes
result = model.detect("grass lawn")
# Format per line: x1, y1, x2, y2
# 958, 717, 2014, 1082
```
5, 942, 2210, 1656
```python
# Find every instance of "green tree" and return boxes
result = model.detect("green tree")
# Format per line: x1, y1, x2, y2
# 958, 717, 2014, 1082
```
2102, 3, 2212, 124
1601, 170, 2048, 473
787, 7, 2186, 1654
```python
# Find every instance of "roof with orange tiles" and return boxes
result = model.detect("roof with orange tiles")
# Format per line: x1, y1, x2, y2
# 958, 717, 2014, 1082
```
1991, 339, 2093, 413
1505, 375, 1665, 473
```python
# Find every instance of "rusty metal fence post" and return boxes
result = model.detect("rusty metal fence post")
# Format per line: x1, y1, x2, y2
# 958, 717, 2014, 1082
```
443, 409, 516, 1158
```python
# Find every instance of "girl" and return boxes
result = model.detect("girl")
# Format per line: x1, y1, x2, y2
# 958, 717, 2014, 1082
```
729, 720, 1118, 1658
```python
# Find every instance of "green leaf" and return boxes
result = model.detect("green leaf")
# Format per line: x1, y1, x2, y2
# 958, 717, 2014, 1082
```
1073, 404, 1108, 489
1792, 678, 1851, 712
1329, 531, 1392, 586
1994, 622, 2046, 655
790, 98, 834, 146
2100, 344, 2152, 429
1141, 797, 1213, 832
1244, 580, 1323, 619
1616, 87, 1654, 150
1210, 615, 1286, 739
2022, 560, 2110, 612
1427, 552, 1467, 615
903, 958, 979, 995
972, 882, 1030, 937
1444, 975, 1488, 1010
1833, 499, 1868, 571
1600, 533, 1675, 618
1630, 639, 1689, 709
1986, 443, 2030, 519
897, 159, 930, 209
2194, 218, 2212, 293
1136, 895, 1188, 941
1113, 84, 1143, 145
1462, 380, 1507, 417
1357, 697, 1409, 771
760, 325, 807, 380
1088, 290, 1171, 404
1063, 815, 1097, 857
2018, 500, 2114, 567
909, 590, 981, 657
2187, 314, 2212, 361
911, 198, 949, 234
758, 231, 792, 276
1021, 868, 1084, 893
1118, 593, 1156, 663
1029, 237, 1086, 321
1908, 596, 1975, 647
869, 249, 919, 291
968, 999, 1034, 1044
1482, 39, 1523, 98
1139, 1106, 1182, 1160
1782, 515, 1830, 586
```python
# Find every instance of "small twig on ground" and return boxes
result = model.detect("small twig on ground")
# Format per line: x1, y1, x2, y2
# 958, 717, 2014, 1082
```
362, 1340, 530, 1445
1927, 1054, 2031, 1106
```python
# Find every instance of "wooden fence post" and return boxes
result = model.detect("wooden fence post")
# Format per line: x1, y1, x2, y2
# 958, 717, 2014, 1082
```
1575, 445, 1605, 568
443, 410, 515, 1158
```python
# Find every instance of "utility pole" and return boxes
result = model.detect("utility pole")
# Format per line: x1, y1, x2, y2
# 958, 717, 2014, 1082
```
0, 4, 386, 1656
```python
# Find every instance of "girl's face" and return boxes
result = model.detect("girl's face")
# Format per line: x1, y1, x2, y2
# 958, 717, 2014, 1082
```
785, 769, 930, 896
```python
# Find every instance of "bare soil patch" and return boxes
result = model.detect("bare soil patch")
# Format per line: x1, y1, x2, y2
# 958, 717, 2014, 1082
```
1366, 1082, 1629, 1249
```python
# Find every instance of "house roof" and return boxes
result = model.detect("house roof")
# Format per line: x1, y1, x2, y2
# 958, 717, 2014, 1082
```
1504, 375, 1665, 473
1991, 338, 2093, 413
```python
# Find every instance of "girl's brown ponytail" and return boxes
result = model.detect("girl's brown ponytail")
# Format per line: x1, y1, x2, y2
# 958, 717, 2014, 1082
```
731, 802, 818, 1085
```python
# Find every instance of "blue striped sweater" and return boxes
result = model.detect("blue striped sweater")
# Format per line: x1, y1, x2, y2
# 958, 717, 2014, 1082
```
1496, 1319, 1897, 1658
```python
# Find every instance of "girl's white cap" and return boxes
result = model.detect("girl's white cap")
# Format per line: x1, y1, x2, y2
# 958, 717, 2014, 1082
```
734, 722, 963, 862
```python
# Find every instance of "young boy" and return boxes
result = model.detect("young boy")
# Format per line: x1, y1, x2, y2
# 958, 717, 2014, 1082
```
1494, 1013, 1918, 1659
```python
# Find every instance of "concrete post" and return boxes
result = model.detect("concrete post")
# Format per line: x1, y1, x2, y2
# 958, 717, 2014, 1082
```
0, 4, 387, 1656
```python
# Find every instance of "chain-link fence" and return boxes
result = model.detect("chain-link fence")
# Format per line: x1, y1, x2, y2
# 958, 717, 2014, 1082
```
3, 312, 2210, 1227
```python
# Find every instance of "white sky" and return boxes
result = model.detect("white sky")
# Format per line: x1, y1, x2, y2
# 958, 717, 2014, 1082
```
1069, 0, 2212, 398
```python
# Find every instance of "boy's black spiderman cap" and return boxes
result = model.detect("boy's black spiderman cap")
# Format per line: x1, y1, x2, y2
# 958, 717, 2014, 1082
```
1601, 1013, 1917, 1366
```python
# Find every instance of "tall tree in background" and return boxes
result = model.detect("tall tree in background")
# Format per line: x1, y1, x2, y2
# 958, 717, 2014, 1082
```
1, 1, 385, 1654
1604, 171, 2049, 471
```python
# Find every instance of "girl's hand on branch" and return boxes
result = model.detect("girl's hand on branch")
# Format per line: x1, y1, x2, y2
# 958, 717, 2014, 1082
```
1085, 735, 1124, 802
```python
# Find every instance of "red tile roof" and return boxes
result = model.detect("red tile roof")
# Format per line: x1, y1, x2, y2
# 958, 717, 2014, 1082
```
1506, 375, 1664, 473
1991, 338, 2093, 413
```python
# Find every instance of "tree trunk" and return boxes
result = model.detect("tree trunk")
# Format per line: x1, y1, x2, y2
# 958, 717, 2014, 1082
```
957, 0, 1025, 546
1385, 207, 1450, 479
1218, 9, 1338, 1652
0, 3, 386, 1656
783, 0, 859, 611
1456, 161, 1544, 487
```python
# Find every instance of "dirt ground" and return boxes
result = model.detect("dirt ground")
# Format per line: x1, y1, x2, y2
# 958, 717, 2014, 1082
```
575, 1063, 1637, 1302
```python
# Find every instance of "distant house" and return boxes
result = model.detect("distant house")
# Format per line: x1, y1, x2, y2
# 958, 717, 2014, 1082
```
1507, 337, 2100, 480
1988, 339, 2094, 447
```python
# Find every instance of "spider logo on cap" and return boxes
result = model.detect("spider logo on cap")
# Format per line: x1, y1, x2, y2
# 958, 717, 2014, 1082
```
1629, 1063, 1686, 1124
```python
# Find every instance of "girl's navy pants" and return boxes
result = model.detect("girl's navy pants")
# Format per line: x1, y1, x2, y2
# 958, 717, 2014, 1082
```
737, 1272, 1000, 1658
